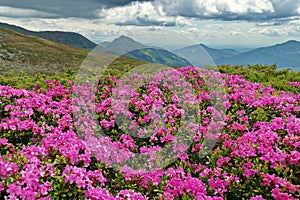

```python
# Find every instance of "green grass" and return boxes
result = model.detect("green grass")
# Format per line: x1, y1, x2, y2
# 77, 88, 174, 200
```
0, 27, 89, 75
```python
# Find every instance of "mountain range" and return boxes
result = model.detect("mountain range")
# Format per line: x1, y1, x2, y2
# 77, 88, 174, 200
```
215, 40, 300, 70
99, 34, 300, 70
99, 35, 191, 67
100, 36, 245, 67
173, 44, 240, 67
0, 22, 97, 50
0, 22, 300, 71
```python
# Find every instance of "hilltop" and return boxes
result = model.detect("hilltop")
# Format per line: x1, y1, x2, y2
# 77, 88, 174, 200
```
0, 22, 97, 50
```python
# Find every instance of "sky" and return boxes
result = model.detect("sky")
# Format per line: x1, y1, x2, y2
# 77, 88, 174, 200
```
0, 0, 300, 49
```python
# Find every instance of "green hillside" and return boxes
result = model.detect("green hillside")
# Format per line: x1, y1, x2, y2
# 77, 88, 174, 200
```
124, 48, 192, 67
0, 27, 89, 75
0, 22, 97, 50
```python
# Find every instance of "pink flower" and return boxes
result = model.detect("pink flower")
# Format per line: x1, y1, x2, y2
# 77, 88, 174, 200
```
178, 152, 188, 162
120, 134, 135, 149
216, 157, 231, 167
250, 196, 264, 200
271, 187, 298, 200
6, 183, 22, 198
287, 150, 300, 165
160, 134, 177, 143
100, 119, 115, 130
192, 143, 203, 152
0, 182, 4, 192
0, 157, 19, 180
223, 101, 231, 109
171, 94, 181, 103
85, 187, 116, 200
117, 190, 148, 200
242, 162, 258, 178
209, 177, 229, 196
62, 165, 106, 189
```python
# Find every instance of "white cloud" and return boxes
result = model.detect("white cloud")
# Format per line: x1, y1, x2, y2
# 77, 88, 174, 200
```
154, 0, 275, 19
1, 0, 299, 28
249, 24, 300, 38
95, 1, 191, 27
153, 0, 300, 21
187, 27, 201, 33
229, 31, 241, 36
93, 0, 299, 27
258, 28, 285, 37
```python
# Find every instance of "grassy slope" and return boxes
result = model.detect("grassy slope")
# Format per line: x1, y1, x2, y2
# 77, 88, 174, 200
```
0, 27, 89, 75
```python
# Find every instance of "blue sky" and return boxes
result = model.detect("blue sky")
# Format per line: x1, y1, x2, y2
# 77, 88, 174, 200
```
0, 0, 299, 49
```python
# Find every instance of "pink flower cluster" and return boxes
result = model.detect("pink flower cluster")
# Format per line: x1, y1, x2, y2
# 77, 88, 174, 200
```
0, 67, 299, 199
288, 81, 300, 89
62, 165, 106, 188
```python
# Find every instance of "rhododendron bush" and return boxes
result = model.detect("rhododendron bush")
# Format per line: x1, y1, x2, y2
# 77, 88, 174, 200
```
0, 67, 299, 199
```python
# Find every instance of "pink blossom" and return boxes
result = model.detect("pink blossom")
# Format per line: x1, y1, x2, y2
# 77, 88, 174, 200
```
250, 196, 265, 200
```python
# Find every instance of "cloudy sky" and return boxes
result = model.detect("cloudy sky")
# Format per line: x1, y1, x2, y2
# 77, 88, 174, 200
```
0, 0, 299, 49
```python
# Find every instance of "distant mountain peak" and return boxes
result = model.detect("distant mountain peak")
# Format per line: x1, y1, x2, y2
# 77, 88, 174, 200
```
284, 40, 299, 44
119, 35, 130, 39
199, 43, 208, 47
105, 35, 147, 55
174, 43, 240, 66
114, 35, 135, 42
273, 40, 300, 48
287, 39, 299, 42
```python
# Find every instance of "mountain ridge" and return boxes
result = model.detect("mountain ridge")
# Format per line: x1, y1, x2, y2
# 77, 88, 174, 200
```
104, 35, 147, 55
0, 22, 97, 50
215, 40, 300, 70
173, 44, 240, 67
96, 35, 192, 67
